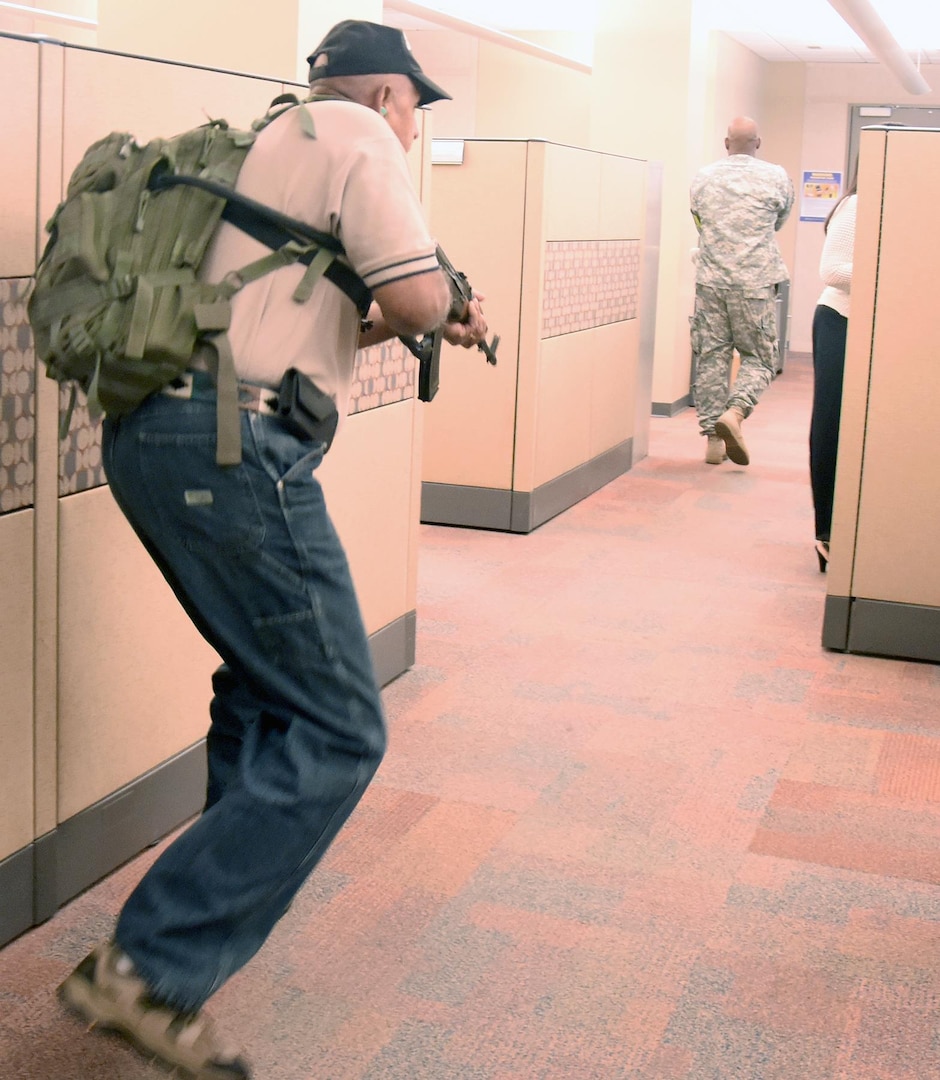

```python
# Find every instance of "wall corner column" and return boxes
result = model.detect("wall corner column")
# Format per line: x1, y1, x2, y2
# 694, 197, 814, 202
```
590, 0, 709, 414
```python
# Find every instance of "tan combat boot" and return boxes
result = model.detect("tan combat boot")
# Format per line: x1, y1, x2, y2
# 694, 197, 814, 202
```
715, 406, 749, 466
705, 435, 727, 465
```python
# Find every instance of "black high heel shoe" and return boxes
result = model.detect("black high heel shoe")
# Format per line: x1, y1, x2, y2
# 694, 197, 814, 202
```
815, 539, 829, 573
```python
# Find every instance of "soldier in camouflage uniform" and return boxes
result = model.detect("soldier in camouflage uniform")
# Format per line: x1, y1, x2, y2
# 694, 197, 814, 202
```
690, 116, 794, 465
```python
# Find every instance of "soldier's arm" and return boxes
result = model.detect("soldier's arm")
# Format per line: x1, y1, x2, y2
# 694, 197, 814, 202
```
775, 174, 795, 230
690, 180, 704, 232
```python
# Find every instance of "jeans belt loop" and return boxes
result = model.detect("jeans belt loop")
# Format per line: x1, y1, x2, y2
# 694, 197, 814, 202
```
160, 370, 278, 416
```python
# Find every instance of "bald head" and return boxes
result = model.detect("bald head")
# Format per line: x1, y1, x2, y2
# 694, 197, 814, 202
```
725, 116, 760, 156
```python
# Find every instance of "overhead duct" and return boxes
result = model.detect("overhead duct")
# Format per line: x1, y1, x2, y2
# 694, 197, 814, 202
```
827, 0, 931, 94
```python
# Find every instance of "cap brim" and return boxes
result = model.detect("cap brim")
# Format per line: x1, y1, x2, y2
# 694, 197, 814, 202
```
410, 72, 452, 107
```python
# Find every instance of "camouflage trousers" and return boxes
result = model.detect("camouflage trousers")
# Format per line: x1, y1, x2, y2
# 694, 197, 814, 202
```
691, 284, 779, 436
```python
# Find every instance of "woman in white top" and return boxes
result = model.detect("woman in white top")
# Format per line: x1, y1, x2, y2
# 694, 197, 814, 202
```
810, 180, 857, 571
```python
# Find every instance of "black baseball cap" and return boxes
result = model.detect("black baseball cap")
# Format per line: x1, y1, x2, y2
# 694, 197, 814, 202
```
307, 20, 452, 107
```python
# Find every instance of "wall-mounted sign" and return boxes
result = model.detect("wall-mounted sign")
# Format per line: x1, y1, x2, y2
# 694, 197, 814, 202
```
800, 170, 842, 222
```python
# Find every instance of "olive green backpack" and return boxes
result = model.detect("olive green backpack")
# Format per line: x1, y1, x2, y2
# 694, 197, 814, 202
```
27, 95, 370, 465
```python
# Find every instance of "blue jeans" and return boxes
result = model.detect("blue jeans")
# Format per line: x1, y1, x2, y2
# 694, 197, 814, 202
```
102, 380, 386, 1011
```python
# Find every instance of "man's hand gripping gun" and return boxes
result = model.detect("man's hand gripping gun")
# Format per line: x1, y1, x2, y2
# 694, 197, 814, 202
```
401, 246, 499, 402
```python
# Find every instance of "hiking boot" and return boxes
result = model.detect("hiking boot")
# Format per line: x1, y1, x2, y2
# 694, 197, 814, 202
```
715, 406, 749, 465
705, 435, 727, 464
58, 942, 251, 1080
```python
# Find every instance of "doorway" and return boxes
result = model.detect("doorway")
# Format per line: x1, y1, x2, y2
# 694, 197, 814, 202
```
847, 103, 940, 182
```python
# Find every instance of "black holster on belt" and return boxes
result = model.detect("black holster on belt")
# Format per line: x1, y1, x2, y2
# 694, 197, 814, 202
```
273, 367, 338, 451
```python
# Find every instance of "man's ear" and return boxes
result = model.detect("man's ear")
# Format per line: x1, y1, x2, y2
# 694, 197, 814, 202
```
377, 83, 394, 116
724, 137, 730, 151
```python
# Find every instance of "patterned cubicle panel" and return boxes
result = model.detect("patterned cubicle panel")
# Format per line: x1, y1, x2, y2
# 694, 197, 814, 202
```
58, 391, 105, 496
348, 337, 416, 415
541, 239, 641, 337
0, 278, 35, 515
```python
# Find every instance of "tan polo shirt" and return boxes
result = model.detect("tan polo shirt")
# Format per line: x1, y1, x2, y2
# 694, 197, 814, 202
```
200, 98, 438, 418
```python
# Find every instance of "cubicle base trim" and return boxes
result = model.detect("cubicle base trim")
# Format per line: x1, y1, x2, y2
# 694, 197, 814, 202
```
421, 483, 513, 531
0, 846, 35, 948
36, 742, 209, 923
845, 598, 940, 663
652, 395, 691, 417
822, 595, 851, 651
421, 440, 633, 534
824, 594, 940, 662
0, 612, 416, 949
517, 440, 633, 533
370, 609, 417, 686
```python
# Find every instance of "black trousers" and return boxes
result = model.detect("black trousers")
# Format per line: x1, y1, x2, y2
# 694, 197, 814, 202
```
810, 303, 848, 542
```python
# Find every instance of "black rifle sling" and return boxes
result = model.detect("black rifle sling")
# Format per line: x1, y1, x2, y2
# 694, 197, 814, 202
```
150, 172, 373, 315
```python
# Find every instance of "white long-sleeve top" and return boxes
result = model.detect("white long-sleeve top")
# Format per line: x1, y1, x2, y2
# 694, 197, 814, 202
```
816, 194, 856, 318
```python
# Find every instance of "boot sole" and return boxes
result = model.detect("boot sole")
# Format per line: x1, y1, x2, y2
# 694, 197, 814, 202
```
58, 968, 247, 1080
714, 420, 749, 466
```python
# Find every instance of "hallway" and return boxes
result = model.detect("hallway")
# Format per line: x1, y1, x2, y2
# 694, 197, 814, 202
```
2, 354, 939, 1079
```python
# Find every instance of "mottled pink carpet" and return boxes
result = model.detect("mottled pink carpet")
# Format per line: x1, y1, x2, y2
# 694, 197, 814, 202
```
3, 354, 939, 1079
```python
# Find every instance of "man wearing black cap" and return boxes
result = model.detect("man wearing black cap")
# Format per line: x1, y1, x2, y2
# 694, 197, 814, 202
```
56, 20, 486, 1080
308, 18, 453, 109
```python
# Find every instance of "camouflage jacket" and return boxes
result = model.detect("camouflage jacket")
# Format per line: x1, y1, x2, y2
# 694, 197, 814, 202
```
690, 155, 794, 288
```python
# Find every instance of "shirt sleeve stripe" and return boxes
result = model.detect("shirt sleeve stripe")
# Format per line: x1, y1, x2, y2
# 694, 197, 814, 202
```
360, 252, 439, 290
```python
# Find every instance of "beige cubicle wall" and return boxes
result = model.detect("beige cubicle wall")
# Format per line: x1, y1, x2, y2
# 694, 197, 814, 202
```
0, 31, 429, 948
823, 126, 940, 662
421, 139, 657, 533
0, 31, 44, 952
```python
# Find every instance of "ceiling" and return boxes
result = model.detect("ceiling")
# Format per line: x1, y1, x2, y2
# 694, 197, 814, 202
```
714, 1, 940, 64
384, 0, 940, 65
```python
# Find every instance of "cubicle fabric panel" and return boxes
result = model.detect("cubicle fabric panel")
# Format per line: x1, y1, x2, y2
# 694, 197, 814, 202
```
59, 397, 105, 496
345, 341, 416, 414
0, 37, 39, 278
0, 36, 39, 516
0, 279, 35, 514
0, 508, 35, 860
541, 239, 641, 337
